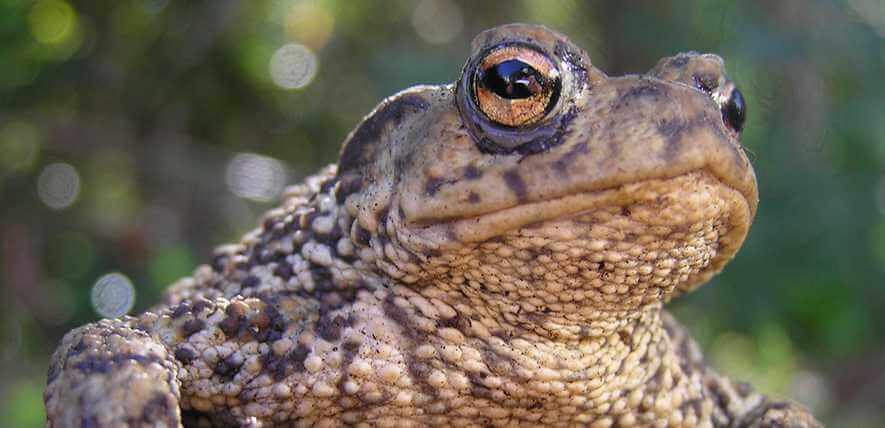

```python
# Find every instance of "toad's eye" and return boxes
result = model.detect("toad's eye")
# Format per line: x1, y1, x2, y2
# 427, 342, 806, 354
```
722, 88, 746, 133
473, 46, 561, 128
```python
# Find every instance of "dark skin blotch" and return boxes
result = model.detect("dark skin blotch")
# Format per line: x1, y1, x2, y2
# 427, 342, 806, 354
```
191, 297, 214, 314
316, 314, 348, 342
259, 352, 286, 381
174, 346, 197, 364
171, 303, 190, 319
214, 355, 243, 380
376, 204, 390, 226
381, 294, 441, 397
250, 303, 287, 343
211, 253, 228, 272
463, 164, 483, 180
741, 400, 791, 426
437, 312, 472, 332
615, 83, 668, 112
219, 315, 244, 338
262, 217, 279, 233
181, 319, 206, 337
657, 118, 690, 162
468, 372, 494, 399
314, 219, 344, 249
242, 275, 261, 288
66, 338, 87, 359
140, 392, 177, 425
671, 55, 689, 68
630, 82, 664, 98
300, 209, 320, 230
406, 358, 437, 397
319, 178, 337, 194
73, 353, 162, 375
382, 295, 419, 341
335, 173, 363, 203
658, 118, 688, 139
259, 336, 311, 381
617, 329, 631, 346
478, 342, 519, 378
552, 141, 590, 174
352, 222, 372, 246
273, 263, 293, 280
289, 345, 310, 373
502, 169, 528, 202
338, 94, 430, 174
336, 340, 361, 394
425, 177, 446, 196
310, 266, 335, 292
47, 361, 60, 385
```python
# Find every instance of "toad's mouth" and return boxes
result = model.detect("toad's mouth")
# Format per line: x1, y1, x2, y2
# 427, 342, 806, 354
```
407, 170, 753, 288
417, 170, 750, 239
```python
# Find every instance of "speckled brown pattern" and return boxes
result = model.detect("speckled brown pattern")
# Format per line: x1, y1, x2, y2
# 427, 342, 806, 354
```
45, 24, 821, 427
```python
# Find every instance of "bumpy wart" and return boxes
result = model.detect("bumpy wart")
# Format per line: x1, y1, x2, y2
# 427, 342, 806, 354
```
45, 24, 820, 427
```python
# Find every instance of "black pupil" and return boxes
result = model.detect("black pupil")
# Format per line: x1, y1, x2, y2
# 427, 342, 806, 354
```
481, 59, 546, 99
723, 89, 746, 132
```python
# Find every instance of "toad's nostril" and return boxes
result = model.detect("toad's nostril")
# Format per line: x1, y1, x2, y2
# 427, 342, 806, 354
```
693, 73, 717, 94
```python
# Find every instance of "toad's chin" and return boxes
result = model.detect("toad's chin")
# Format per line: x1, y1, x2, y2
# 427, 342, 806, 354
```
405, 170, 753, 295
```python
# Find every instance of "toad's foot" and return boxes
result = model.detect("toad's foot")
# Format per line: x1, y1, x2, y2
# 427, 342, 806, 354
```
737, 401, 823, 428
44, 319, 182, 428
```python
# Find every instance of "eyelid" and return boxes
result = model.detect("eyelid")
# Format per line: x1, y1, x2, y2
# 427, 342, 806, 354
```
478, 46, 559, 81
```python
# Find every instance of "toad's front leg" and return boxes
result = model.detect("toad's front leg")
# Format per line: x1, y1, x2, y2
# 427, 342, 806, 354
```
44, 318, 183, 428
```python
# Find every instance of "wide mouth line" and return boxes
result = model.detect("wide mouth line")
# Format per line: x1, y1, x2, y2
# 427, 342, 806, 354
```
406, 167, 748, 230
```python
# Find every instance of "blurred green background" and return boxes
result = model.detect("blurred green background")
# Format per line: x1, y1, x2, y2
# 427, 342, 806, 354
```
1, 0, 883, 426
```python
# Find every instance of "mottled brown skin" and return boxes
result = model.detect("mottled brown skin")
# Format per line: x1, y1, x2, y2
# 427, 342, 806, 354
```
45, 24, 821, 427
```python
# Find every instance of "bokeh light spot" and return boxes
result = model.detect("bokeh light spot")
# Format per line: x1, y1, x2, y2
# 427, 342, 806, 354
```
90, 272, 135, 318
285, 2, 335, 50
37, 162, 80, 210
790, 370, 829, 414
269, 43, 318, 90
411, 0, 463, 45
226, 153, 288, 202
0, 121, 40, 173
29, 0, 77, 45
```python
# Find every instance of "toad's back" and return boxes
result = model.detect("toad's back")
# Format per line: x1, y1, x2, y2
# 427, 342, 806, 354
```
45, 24, 820, 427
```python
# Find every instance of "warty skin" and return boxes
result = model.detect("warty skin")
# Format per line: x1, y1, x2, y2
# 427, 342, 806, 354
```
45, 24, 820, 427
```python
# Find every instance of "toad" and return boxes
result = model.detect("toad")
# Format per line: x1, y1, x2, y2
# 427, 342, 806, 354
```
45, 24, 821, 427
